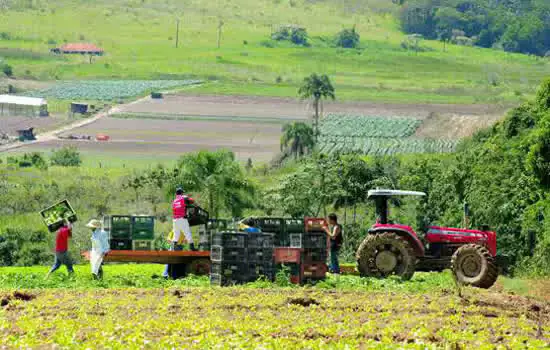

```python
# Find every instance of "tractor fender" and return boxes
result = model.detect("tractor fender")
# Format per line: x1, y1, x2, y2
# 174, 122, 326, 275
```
368, 227, 425, 257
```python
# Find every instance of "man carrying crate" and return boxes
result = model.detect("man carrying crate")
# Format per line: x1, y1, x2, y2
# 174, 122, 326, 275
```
163, 187, 197, 279
45, 219, 74, 279
171, 187, 197, 251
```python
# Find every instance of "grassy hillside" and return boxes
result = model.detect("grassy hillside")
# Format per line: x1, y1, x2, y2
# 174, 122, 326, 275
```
0, 0, 548, 103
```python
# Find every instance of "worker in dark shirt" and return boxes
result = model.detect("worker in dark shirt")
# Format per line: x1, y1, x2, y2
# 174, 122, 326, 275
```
323, 213, 343, 274
45, 219, 74, 279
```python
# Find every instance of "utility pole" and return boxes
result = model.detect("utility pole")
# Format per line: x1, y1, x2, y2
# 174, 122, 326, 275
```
217, 18, 224, 49
175, 18, 180, 48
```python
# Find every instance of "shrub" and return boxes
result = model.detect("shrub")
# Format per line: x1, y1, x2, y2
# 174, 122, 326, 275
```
272, 26, 308, 46
50, 146, 82, 167
2, 64, 13, 77
0, 228, 50, 266
335, 28, 360, 48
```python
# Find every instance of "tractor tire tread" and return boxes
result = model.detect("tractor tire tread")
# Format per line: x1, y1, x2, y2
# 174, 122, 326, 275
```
451, 244, 498, 289
356, 232, 416, 281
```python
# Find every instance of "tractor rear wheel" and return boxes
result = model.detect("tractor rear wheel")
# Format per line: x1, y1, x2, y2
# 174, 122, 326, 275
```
451, 244, 498, 289
356, 232, 416, 280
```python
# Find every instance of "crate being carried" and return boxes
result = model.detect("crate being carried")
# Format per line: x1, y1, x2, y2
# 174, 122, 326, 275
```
40, 200, 77, 233
187, 205, 209, 226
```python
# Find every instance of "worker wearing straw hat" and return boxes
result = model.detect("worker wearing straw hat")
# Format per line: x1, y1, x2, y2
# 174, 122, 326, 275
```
87, 219, 109, 279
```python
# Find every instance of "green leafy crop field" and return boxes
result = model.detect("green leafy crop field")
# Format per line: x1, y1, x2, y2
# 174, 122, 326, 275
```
0, 0, 548, 103
26, 80, 201, 100
318, 114, 457, 155
0, 266, 548, 348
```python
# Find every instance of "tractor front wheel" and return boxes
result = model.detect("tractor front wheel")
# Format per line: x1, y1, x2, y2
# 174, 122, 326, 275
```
451, 244, 498, 289
356, 232, 416, 280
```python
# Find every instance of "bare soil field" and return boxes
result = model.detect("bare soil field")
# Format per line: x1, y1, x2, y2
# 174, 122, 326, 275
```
415, 112, 503, 139
0, 116, 66, 135
119, 94, 507, 119
12, 116, 280, 162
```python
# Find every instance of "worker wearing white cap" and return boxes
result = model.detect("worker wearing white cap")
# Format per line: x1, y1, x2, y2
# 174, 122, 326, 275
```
87, 219, 110, 279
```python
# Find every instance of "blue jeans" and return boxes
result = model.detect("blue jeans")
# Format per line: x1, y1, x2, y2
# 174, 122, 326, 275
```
49, 251, 74, 274
162, 243, 183, 278
329, 241, 340, 274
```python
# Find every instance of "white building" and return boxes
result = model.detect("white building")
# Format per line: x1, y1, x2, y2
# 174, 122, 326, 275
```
0, 95, 48, 117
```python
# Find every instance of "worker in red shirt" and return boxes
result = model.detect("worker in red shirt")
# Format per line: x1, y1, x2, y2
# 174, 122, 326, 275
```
163, 187, 196, 278
171, 187, 196, 251
45, 219, 74, 279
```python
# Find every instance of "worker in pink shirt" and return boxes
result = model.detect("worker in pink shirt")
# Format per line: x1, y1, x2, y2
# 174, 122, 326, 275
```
163, 187, 196, 278
171, 187, 196, 251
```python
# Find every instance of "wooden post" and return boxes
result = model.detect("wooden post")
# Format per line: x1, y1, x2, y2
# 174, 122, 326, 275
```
176, 18, 180, 48
217, 18, 224, 49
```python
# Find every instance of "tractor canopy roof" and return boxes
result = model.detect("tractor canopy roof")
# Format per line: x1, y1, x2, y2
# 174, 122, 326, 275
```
367, 189, 426, 199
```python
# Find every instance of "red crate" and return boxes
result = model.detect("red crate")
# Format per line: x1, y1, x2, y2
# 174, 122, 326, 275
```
301, 262, 328, 280
304, 217, 328, 233
274, 247, 302, 264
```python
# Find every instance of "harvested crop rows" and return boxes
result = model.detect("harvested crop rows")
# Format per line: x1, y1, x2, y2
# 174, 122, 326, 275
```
0, 287, 548, 348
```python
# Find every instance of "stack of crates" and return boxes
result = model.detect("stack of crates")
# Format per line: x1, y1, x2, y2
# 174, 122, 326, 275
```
109, 216, 132, 250
254, 218, 285, 246
131, 216, 155, 250
106, 215, 155, 251
247, 232, 275, 281
210, 232, 249, 286
285, 218, 304, 247
302, 217, 329, 282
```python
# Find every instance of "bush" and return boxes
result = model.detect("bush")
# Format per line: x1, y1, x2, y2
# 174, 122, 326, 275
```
271, 26, 308, 46
0, 228, 50, 266
335, 28, 360, 48
50, 146, 82, 167
2, 64, 13, 77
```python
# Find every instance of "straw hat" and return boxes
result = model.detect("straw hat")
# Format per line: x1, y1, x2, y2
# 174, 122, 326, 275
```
86, 219, 102, 229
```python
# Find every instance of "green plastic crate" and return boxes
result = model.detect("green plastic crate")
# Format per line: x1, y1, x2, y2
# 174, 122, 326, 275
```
132, 216, 155, 240
110, 216, 132, 239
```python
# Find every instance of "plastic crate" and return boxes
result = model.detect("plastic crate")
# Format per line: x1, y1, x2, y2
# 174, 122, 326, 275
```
132, 216, 154, 240
110, 216, 132, 239
262, 233, 275, 248
40, 200, 78, 233
255, 218, 284, 234
303, 233, 327, 249
247, 233, 265, 249
211, 262, 249, 278
187, 205, 209, 226
274, 247, 302, 264
304, 217, 328, 233
290, 234, 302, 248
110, 239, 131, 250
285, 219, 304, 234
302, 248, 328, 263
212, 232, 247, 248
132, 240, 154, 251
302, 262, 328, 280
210, 273, 248, 287
248, 265, 275, 282
248, 248, 274, 264
210, 245, 247, 263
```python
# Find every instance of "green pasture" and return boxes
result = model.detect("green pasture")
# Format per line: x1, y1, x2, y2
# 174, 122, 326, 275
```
0, 0, 548, 103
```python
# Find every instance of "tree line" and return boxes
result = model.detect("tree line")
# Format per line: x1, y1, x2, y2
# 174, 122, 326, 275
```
400, 0, 550, 56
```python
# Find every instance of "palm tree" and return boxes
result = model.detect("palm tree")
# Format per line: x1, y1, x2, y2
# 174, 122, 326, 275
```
298, 73, 335, 139
280, 122, 315, 159
172, 150, 255, 218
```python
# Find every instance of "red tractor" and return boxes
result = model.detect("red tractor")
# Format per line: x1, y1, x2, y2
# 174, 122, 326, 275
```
356, 189, 498, 288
